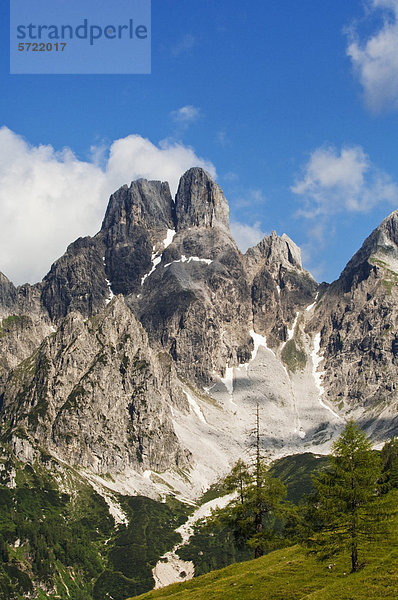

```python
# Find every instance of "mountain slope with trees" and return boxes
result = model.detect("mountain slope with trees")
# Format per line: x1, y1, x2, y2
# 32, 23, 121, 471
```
130, 491, 398, 600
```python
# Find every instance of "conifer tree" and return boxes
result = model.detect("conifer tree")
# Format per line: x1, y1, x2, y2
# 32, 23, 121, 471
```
304, 420, 383, 572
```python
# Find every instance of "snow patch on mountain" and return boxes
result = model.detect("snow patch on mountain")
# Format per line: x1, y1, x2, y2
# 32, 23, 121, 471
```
102, 256, 115, 304
306, 291, 319, 312
164, 255, 213, 268
250, 329, 275, 360
163, 228, 176, 249
184, 391, 206, 423
311, 333, 343, 421
287, 312, 299, 341
220, 365, 234, 395
141, 254, 161, 285
105, 279, 114, 304
281, 312, 299, 350
141, 229, 177, 285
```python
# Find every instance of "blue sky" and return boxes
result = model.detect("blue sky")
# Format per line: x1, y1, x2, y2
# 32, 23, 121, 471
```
1, 0, 398, 284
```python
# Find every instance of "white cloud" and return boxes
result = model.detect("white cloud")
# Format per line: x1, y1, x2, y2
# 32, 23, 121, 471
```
106, 134, 215, 195
0, 127, 216, 285
291, 145, 398, 217
347, 0, 398, 111
170, 105, 200, 124
230, 221, 266, 253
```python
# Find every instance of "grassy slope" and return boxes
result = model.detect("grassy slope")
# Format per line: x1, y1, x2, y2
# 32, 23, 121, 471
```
130, 491, 398, 600
269, 452, 329, 503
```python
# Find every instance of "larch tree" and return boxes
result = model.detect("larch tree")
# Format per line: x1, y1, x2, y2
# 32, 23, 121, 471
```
303, 420, 383, 572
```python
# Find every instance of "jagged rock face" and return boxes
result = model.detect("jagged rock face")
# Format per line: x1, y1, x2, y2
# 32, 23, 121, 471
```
0, 314, 52, 391
41, 236, 109, 320
0, 272, 43, 318
40, 180, 175, 320
95, 169, 253, 385
29, 168, 318, 385
246, 232, 303, 275
308, 210, 398, 437
174, 168, 229, 232
0, 272, 17, 314
245, 232, 318, 348
0, 275, 52, 389
1, 167, 397, 486
101, 179, 175, 296
1, 297, 190, 474
134, 226, 253, 384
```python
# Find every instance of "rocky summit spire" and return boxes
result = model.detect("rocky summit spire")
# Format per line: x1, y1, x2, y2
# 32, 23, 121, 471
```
335, 208, 398, 293
101, 178, 174, 233
174, 167, 229, 231
259, 231, 302, 270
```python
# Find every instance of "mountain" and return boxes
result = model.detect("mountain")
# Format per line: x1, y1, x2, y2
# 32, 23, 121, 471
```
1, 169, 397, 490
0, 167, 397, 597
308, 209, 398, 439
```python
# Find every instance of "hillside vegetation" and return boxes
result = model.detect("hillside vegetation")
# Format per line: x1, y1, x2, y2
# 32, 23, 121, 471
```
0, 448, 190, 600
130, 491, 398, 600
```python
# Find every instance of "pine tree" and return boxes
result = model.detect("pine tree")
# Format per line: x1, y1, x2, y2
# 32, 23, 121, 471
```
303, 420, 383, 572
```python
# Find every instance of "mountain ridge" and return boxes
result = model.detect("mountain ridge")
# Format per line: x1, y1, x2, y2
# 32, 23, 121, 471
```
0, 167, 397, 506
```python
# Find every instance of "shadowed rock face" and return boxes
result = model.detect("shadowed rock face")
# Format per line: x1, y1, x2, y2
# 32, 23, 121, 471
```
41, 236, 108, 321
101, 179, 175, 296
102, 179, 174, 234
40, 179, 175, 318
307, 210, 398, 436
0, 272, 17, 313
134, 225, 253, 384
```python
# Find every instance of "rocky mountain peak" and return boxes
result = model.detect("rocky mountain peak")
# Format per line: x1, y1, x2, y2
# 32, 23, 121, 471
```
245, 230, 304, 279
0, 271, 11, 285
174, 167, 229, 232
335, 208, 398, 293
266, 231, 302, 269
373, 209, 398, 254
101, 178, 174, 233
378, 207, 398, 234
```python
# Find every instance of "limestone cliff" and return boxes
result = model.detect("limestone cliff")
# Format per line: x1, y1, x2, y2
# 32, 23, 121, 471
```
1, 296, 190, 474
0, 169, 397, 496
306, 210, 398, 439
